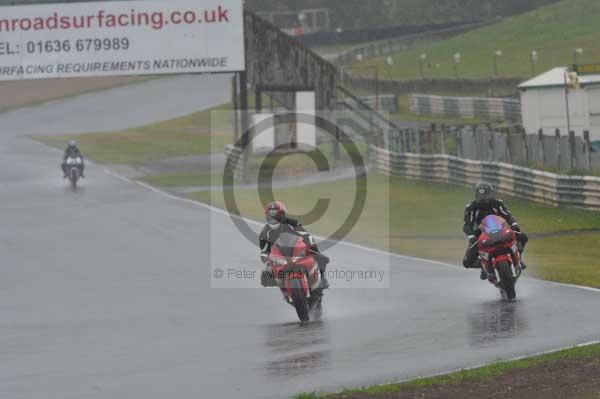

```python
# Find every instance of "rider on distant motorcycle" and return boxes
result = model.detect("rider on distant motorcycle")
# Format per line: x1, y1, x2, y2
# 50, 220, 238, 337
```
61, 140, 85, 178
259, 201, 330, 289
463, 182, 528, 279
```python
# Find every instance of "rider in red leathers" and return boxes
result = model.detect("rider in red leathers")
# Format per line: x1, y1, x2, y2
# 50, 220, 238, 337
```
259, 201, 330, 289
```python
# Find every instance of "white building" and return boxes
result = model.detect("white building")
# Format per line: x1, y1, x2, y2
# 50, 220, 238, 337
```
519, 67, 600, 143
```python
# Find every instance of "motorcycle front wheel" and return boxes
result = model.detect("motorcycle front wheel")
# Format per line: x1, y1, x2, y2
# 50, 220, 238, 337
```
288, 279, 309, 322
497, 261, 516, 300
69, 169, 79, 188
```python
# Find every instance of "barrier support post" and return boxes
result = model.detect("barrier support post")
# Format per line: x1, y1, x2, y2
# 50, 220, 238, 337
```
505, 128, 513, 164
457, 126, 464, 158
488, 130, 495, 162
239, 70, 249, 182
555, 129, 562, 171
232, 74, 240, 144
538, 128, 545, 166
471, 125, 479, 160
440, 124, 447, 155
416, 129, 423, 154
521, 127, 530, 165
584, 130, 593, 171
568, 130, 576, 170
428, 123, 436, 154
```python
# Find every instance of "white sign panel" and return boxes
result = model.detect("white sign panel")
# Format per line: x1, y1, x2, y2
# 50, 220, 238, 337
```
296, 91, 317, 149
0, 0, 245, 81
251, 113, 275, 154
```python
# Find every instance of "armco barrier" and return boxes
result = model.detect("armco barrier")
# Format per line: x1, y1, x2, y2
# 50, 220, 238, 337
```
357, 94, 397, 113
410, 94, 521, 121
224, 144, 244, 180
347, 76, 522, 97
370, 146, 600, 210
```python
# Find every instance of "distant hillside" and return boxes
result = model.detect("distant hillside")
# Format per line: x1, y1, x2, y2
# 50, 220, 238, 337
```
362, 0, 600, 79
246, 0, 561, 30
1, 0, 560, 31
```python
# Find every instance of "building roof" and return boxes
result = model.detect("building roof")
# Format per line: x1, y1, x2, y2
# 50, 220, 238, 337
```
518, 67, 600, 90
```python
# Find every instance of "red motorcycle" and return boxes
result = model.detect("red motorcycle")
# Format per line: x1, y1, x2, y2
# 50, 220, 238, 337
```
477, 215, 523, 300
266, 229, 325, 322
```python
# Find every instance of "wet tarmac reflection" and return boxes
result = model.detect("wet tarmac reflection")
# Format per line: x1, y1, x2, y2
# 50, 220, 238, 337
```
261, 320, 331, 379
467, 300, 529, 347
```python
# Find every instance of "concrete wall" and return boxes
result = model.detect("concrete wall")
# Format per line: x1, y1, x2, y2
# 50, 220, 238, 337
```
244, 11, 338, 111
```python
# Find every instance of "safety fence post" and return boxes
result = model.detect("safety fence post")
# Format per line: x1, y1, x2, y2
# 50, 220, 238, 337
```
568, 130, 576, 170
555, 129, 561, 171
440, 124, 447, 155
584, 130, 593, 171
538, 128, 545, 166
521, 127, 529, 165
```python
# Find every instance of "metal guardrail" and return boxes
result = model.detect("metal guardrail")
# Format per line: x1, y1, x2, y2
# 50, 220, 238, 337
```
224, 144, 244, 180
370, 146, 600, 210
410, 94, 521, 121
346, 76, 523, 96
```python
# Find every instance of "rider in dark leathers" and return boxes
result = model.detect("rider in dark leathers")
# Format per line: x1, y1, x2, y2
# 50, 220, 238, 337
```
463, 182, 528, 279
259, 201, 330, 289
61, 140, 85, 178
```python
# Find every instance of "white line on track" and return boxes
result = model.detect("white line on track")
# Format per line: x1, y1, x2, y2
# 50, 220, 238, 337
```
64, 166, 600, 393
103, 167, 600, 295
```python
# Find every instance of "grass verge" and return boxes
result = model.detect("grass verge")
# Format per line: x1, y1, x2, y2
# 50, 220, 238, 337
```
357, 0, 600, 80
188, 174, 600, 288
35, 104, 233, 165
0, 75, 157, 114
295, 343, 600, 398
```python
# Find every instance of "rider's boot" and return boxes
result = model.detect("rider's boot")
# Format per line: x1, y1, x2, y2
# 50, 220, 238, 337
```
313, 252, 330, 289
318, 260, 330, 289
480, 267, 488, 280
520, 260, 527, 270
475, 259, 487, 280
320, 267, 330, 289
260, 268, 277, 287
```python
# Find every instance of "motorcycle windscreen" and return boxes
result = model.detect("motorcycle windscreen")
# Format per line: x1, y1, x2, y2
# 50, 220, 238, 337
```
480, 215, 508, 234
274, 231, 303, 258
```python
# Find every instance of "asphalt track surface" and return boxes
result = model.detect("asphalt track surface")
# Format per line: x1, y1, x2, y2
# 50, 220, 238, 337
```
2, 74, 600, 399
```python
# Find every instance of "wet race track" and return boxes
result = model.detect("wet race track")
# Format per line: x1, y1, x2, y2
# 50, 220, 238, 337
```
2, 75, 600, 399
